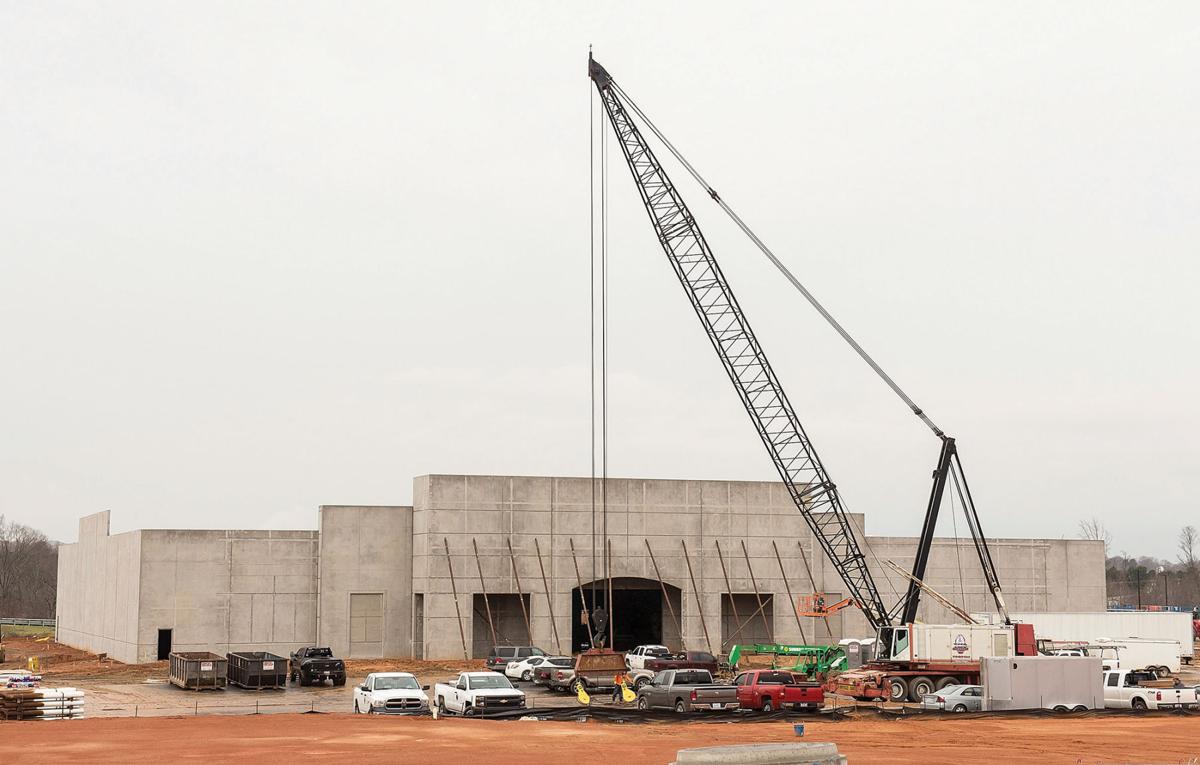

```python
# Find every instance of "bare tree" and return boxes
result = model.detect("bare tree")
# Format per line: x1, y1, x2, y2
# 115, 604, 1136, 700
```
1179, 526, 1198, 570
1078, 517, 1112, 556
0, 515, 58, 618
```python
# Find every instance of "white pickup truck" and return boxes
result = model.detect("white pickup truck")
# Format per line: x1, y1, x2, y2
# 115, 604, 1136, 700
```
433, 671, 526, 716
1103, 669, 1199, 710
625, 645, 671, 670
352, 672, 430, 715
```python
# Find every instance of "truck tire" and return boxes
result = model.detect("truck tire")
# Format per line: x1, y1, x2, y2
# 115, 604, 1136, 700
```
761, 698, 773, 713
1072, 705, 1088, 713
637, 696, 649, 710
634, 676, 650, 690
1157, 666, 1171, 677
464, 703, 474, 717
291, 670, 298, 683
437, 697, 446, 715
908, 676, 935, 702
572, 680, 584, 694
299, 673, 311, 687
1052, 705, 1068, 713
674, 699, 687, 714
887, 677, 907, 702
333, 676, 346, 687
935, 677, 959, 690
1132, 697, 1148, 711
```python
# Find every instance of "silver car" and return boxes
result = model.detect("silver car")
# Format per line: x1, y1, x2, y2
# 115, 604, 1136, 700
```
921, 684, 983, 713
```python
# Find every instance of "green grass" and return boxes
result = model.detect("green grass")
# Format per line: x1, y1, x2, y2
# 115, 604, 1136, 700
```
0, 624, 55, 639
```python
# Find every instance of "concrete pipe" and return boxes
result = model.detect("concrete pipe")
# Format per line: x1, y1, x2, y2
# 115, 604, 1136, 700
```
671, 742, 846, 765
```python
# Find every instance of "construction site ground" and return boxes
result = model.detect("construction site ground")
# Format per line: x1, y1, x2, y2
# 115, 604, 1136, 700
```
4, 635, 1200, 763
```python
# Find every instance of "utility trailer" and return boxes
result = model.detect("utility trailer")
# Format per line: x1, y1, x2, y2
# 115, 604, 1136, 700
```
981, 655, 1103, 712
975, 611, 1194, 662
169, 652, 227, 691
226, 651, 287, 690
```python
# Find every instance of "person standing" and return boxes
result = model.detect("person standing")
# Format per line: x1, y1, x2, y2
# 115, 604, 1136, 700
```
611, 671, 627, 704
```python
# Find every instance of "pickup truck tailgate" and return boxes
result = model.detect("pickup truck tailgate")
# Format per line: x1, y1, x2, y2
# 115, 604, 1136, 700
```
1154, 688, 1199, 708
692, 686, 739, 709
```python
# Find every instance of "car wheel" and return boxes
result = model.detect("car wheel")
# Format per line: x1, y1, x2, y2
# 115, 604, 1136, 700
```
464, 703, 473, 717
935, 677, 958, 690
908, 676, 935, 702
761, 698, 773, 713
952, 704, 968, 713
1158, 666, 1172, 677
637, 696, 649, 711
887, 677, 907, 702
1052, 705, 1068, 713
634, 676, 649, 690
522, 670, 532, 682
674, 699, 687, 714
1072, 705, 1088, 713
1132, 697, 1148, 711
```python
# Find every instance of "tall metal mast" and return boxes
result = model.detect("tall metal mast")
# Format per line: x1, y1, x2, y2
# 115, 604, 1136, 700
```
589, 56, 891, 629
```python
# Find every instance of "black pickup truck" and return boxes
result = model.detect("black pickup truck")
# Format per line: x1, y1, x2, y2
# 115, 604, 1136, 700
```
289, 646, 347, 687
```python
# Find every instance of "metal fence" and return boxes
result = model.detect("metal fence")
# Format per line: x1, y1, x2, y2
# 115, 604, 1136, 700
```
0, 618, 55, 627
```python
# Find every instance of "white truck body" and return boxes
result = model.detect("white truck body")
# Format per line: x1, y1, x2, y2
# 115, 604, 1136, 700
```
352, 672, 429, 715
887, 623, 1017, 662
980, 656, 1103, 711
624, 645, 670, 670
433, 671, 525, 716
973, 611, 1194, 660
1094, 638, 1183, 674
1103, 669, 1199, 710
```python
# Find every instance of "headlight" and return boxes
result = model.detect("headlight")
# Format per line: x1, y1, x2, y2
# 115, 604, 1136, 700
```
371, 700, 385, 708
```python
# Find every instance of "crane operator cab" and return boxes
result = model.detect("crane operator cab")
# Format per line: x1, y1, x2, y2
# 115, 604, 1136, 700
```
878, 626, 910, 662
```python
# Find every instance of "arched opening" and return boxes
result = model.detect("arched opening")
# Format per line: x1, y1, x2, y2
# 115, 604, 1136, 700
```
571, 577, 682, 653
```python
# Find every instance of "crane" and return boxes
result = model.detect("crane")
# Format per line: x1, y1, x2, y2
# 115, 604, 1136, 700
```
587, 54, 1010, 645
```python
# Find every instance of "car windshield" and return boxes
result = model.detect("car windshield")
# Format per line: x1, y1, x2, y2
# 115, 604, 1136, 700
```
471, 675, 515, 689
374, 676, 419, 691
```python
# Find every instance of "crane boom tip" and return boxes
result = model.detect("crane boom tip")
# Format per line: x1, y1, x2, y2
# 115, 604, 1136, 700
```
588, 55, 613, 89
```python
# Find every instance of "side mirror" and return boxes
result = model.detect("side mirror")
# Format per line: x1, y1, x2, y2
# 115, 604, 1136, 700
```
360, 685, 369, 691
422, 685, 430, 691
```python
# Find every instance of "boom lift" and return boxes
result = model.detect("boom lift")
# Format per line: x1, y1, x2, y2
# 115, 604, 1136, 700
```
588, 55, 1031, 701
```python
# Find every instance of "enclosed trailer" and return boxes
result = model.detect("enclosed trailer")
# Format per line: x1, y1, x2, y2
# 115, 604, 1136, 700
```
974, 611, 1194, 660
169, 652, 227, 690
1094, 637, 1182, 674
226, 652, 287, 690
981, 655, 1103, 711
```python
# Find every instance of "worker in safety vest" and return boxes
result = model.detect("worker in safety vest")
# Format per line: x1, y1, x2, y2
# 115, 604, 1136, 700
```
611, 672, 627, 704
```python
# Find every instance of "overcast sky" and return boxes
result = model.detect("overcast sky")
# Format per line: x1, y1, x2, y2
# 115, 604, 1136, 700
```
2, 3, 1196, 558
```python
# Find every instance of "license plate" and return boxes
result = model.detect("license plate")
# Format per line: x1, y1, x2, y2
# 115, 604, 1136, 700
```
263, 661, 274, 670
323, 671, 331, 676
710, 703, 723, 709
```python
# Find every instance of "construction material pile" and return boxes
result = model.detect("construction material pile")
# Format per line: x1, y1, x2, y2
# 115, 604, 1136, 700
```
0, 670, 43, 689
0, 688, 85, 720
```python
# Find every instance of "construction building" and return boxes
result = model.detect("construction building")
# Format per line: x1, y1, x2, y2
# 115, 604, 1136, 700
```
55, 474, 1106, 664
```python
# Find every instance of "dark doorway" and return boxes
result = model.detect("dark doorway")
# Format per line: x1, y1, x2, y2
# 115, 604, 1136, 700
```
156, 628, 172, 660
571, 577, 681, 653
471, 593, 532, 658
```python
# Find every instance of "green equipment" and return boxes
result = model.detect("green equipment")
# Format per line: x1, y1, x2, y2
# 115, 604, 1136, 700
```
728, 643, 846, 678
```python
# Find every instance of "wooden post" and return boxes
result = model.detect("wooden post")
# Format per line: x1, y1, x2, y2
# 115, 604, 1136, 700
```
568, 538, 593, 644
533, 538, 563, 655
772, 539, 807, 644
740, 539, 774, 643
472, 538, 498, 647
444, 537, 469, 660
643, 539, 682, 649
506, 538, 533, 644
714, 540, 742, 648
680, 539, 713, 654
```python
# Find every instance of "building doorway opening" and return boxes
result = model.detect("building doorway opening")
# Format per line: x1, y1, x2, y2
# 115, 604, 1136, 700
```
571, 577, 681, 653
471, 593, 531, 658
721, 593, 774, 647
156, 628, 172, 660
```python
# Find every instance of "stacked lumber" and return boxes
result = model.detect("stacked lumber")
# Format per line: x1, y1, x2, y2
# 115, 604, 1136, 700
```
0, 688, 85, 720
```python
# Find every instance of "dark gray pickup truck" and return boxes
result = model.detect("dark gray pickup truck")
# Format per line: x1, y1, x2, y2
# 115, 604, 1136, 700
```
290, 646, 346, 687
635, 669, 739, 713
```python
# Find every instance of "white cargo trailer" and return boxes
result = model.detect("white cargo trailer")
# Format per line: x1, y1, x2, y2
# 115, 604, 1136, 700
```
980, 655, 1104, 712
1094, 637, 1183, 674
972, 611, 1193, 660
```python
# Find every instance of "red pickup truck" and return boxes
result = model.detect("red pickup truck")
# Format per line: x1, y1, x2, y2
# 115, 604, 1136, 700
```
733, 669, 823, 712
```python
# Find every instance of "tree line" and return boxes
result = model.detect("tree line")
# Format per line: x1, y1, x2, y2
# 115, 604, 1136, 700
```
1080, 517, 1200, 612
0, 515, 58, 619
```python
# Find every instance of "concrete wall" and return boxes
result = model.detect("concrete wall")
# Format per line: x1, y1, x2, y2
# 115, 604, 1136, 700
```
317, 505, 413, 659
412, 474, 1107, 659
55, 512, 142, 664
136, 529, 319, 663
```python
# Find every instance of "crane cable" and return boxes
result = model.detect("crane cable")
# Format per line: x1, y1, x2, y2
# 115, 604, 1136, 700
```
611, 81, 944, 439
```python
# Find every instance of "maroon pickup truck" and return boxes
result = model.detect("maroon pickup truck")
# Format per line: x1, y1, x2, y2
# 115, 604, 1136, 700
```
643, 651, 719, 675
734, 669, 823, 712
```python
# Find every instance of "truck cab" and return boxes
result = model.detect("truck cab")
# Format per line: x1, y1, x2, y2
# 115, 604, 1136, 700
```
353, 672, 430, 715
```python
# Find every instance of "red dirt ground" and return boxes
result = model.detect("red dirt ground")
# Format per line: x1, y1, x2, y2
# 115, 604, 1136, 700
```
1, 712, 1198, 764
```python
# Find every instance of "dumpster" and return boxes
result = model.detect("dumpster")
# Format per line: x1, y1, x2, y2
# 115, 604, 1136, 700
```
226, 652, 287, 690
169, 652, 227, 690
